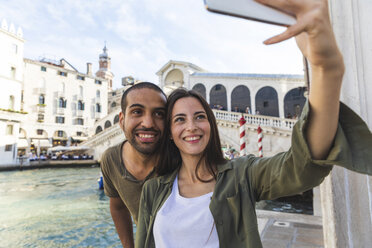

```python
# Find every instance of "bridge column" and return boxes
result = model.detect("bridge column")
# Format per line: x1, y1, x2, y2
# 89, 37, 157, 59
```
227, 89, 231, 111
278, 91, 285, 118
251, 89, 258, 114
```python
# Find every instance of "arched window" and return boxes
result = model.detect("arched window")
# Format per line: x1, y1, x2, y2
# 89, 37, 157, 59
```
96, 90, 100, 98
114, 115, 120, 124
210, 84, 227, 110
78, 100, 84, 110
96, 103, 101, 113
9, 95, 15, 109
104, 120, 112, 129
95, 126, 103, 134
39, 95, 45, 105
192, 84, 206, 100
231, 85, 251, 113
59, 98, 64, 108
111, 102, 116, 108
284, 87, 306, 118
255, 86, 279, 117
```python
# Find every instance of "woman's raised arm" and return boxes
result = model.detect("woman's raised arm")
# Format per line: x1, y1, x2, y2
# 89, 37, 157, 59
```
256, 0, 344, 159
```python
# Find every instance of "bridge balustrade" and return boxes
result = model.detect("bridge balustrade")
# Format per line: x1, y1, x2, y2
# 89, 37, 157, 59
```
212, 110, 297, 129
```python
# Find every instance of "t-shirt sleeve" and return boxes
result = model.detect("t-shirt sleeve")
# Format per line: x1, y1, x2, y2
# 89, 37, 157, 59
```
241, 100, 371, 201
100, 149, 120, 198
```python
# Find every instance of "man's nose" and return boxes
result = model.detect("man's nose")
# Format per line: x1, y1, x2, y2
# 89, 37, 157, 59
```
141, 114, 155, 128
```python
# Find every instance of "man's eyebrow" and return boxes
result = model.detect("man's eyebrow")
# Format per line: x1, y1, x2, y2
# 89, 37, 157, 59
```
154, 107, 166, 111
128, 104, 144, 108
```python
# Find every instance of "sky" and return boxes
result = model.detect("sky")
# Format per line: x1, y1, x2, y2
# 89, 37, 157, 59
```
0, 0, 304, 90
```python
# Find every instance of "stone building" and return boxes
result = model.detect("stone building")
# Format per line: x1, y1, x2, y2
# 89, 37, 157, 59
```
20, 54, 109, 156
0, 19, 25, 165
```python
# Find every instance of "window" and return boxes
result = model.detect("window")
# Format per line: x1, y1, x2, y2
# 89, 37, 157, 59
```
6, 125, 13, 135
39, 95, 45, 105
59, 98, 67, 108
37, 129, 44, 135
96, 90, 100, 98
111, 102, 116, 108
77, 75, 85, 81
95, 80, 102, 85
11, 67, 16, 79
9, 95, 15, 110
96, 103, 101, 113
78, 101, 84, 111
55, 116, 65, 124
76, 131, 82, 136
58, 71, 67, 77
5, 145, 13, 152
41, 66, 47, 72
12, 43, 18, 54
57, 130, 64, 137
75, 118, 84, 125
37, 114, 44, 122
112, 91, 116, 96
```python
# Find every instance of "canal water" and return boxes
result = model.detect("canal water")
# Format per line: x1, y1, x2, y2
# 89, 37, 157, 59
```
0, 167, 312, 247
0, 167, 122, 248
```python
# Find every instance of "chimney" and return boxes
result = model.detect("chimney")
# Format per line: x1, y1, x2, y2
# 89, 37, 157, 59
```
87, 63, 92, 76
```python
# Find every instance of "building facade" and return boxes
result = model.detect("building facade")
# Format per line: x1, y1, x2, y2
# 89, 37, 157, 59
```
18, 49, 110, 156
0, 19, 25, 165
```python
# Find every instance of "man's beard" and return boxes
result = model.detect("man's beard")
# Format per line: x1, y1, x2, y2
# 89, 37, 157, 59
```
125, 128, 161, 155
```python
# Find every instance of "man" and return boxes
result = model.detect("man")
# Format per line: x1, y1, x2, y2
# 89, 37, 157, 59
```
100, 82, 166, 248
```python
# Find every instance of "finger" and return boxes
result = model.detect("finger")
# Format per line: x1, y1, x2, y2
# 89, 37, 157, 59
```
263, 21, 306, 45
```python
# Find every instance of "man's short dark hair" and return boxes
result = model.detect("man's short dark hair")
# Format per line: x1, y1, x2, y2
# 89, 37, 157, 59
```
121, 82, 166, 113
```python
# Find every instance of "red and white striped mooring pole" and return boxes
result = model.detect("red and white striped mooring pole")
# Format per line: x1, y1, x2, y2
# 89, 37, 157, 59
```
239, 115, 246, 156
257, 126, 263, 157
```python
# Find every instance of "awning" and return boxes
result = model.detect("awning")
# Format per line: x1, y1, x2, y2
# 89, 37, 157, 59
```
17, 139, 29, 148
34, 139, 52, 148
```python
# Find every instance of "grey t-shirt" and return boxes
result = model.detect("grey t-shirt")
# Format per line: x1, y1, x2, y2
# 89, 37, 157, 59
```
100, 141, 155, 224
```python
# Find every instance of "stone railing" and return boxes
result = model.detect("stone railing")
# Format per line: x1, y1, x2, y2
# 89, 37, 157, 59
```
80, 124, 123, 148
213, 110, 297, 130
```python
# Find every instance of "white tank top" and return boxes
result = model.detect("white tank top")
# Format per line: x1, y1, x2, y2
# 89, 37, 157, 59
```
153, 176, 219, 248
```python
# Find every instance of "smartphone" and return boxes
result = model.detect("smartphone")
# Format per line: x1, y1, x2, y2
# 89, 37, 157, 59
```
204, 0, 296, 26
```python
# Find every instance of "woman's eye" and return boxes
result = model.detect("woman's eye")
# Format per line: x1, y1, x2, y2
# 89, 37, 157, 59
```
196, 114, 206, 120
174, 117, 184, 122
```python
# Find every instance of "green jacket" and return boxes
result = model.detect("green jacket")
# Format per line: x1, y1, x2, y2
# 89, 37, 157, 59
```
135, 102, 372, 248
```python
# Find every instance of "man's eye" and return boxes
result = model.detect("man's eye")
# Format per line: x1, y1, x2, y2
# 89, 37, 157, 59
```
132, 110, 142, 115
155, 111, 165, 118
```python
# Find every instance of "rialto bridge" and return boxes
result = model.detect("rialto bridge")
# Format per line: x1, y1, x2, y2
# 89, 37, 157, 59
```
84, 60, 305, 160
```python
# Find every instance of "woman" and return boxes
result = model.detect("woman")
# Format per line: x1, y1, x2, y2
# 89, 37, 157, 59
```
136, 0, 370, 247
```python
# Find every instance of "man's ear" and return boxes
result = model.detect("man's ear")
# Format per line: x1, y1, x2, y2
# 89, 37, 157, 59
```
119, 111, 125, 130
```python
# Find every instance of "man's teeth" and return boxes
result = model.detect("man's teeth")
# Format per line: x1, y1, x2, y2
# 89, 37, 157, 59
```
185, 136, 200, 141
139, 134, 155, 138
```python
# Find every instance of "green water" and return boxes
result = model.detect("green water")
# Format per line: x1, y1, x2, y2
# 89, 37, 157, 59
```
0, 167, 122, 248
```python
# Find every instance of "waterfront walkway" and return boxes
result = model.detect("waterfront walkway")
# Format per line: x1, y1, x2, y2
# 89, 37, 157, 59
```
257, 210, 323, 248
